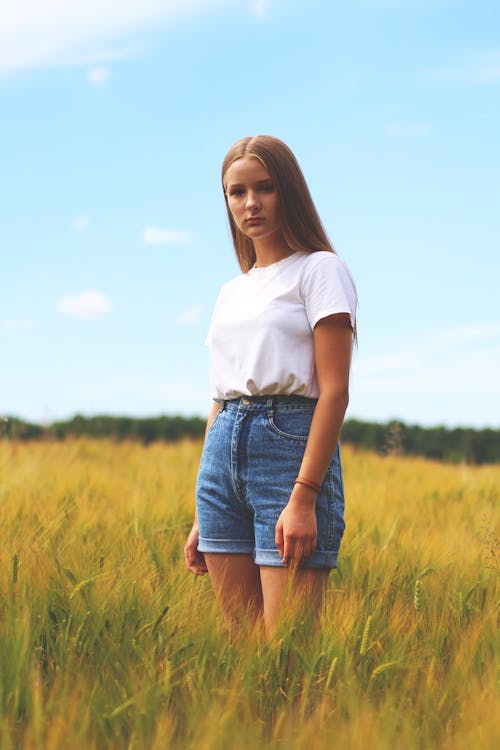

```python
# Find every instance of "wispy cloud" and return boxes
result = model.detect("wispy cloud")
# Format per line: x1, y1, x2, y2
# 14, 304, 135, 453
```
63, 43, 142, 67
352, 322, 500, 399
73, 214, 90, 231
432, 51, 500, 86
2, 318, 35, 333
424, 322, 500, 347
151, 380, 209, 403
142, 225, 191, 245
78, 372, 210, 414
176, 305, 203, 326
56, 289, 112, 320
0, 0, 233, 75
250, 0, 271, 16
86, 65, 111, 86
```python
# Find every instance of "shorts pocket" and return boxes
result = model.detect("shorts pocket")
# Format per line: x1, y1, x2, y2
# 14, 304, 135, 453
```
266, 409, 313, 440
206, 406, 223, 435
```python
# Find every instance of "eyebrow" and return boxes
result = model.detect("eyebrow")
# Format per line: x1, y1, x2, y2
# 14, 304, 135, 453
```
226, 178, 274, 189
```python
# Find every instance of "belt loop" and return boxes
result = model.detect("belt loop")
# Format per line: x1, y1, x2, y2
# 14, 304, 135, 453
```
266, 396, 273, 418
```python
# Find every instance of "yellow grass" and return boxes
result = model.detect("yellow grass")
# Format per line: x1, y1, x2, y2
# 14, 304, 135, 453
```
0, 439, 498, 749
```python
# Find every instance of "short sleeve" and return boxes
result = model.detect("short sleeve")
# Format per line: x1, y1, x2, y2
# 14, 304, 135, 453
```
205, 287, 224, 346
301, 253, 357, 331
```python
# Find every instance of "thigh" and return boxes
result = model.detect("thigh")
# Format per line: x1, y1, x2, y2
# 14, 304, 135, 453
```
196, 407, 255, 555
204, 553, 263, 625
260, 565, 330, 637
247, 403, 312, 566
247, 405, 345, 570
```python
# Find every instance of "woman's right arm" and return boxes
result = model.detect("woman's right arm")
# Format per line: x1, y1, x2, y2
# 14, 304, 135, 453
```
203, 400, 223, 438
184, 401, 222, 575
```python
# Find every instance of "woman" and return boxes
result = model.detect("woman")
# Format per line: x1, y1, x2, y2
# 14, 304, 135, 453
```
184, 135, 357, 637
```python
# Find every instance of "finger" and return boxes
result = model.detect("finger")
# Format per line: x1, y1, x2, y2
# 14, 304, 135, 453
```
185, 547, 201, 572
275, 521, 284, 558
282, 537, 292, 566
188, 556, 207, 575
196, 552, 208, 573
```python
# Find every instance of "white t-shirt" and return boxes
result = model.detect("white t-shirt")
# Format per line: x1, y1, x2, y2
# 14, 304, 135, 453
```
206, 250, 357, 400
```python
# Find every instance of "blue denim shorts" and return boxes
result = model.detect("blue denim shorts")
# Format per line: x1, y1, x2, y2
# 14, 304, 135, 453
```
195, 396, 346, 569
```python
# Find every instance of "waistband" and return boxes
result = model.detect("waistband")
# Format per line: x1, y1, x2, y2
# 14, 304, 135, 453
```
216, 395, 317, 412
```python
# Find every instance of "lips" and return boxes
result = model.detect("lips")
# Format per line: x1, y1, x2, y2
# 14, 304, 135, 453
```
246, 217, 264, 225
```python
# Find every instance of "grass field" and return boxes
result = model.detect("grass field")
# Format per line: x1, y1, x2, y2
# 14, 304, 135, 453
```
0, 439, 498, 749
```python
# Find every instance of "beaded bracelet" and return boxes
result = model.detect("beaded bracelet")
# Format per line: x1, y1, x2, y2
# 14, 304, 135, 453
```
295, 476, 322, 494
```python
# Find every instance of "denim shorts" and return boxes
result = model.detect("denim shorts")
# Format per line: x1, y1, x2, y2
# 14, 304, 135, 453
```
195, 395, 346, 569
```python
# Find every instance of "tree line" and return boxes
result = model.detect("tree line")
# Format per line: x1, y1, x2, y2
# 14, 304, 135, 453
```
1, 414, 499, 465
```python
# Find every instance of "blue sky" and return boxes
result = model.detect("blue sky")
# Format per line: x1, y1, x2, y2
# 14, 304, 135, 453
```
1, 0, 499, 428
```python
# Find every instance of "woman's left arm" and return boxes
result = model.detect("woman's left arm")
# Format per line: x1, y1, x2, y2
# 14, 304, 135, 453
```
275, 312, 353, 565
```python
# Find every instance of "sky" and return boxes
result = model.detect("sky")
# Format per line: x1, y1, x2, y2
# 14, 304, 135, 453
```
1, 0, 499, 428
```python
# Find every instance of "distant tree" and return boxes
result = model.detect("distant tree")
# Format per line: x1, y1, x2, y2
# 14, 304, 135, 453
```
3, 413, 499, 464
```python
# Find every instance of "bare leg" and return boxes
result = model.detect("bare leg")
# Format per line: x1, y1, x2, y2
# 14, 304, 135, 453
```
204, 553, 264, 633
259, 566, 330, 638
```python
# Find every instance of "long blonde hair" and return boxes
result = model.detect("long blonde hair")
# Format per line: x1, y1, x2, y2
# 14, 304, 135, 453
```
221, 135, 335, 273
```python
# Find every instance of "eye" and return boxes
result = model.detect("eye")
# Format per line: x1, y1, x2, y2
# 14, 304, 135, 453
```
228, 187, 245, 197
258, 182, 275, 192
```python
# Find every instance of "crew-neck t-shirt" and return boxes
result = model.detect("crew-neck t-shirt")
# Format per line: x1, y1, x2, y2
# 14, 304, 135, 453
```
206, 250, 357, 400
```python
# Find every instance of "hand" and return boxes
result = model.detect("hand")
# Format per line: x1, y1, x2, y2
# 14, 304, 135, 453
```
275, 485, 318, 566
184, 522, 208, 575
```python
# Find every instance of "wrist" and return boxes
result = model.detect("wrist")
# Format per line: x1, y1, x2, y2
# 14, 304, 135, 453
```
295, 475, 322, 494
289, 483, 317, 507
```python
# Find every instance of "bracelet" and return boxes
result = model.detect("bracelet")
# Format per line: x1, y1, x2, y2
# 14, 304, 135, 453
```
295, 476, 322, 494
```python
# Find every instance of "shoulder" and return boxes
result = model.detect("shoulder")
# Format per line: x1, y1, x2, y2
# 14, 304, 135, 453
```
302, 250, 350, 273
300, 251, 356, 291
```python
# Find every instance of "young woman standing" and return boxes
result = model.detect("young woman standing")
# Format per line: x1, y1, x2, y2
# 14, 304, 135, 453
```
184, 135, 357, 637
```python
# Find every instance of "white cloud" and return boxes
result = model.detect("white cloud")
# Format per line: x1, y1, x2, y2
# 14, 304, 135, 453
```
250, 0, 271, 15
353, 351, 419, 377
385, 121, 431, 138
176, 304, 203, 326
151, 380, 210, 409
0, 0, 233, 74
351, 322, 500, 398
432, 51, 500, 86
86, 65, 111, 86
64, 43, 142, 67
142, 225, 191, 245
2, 318, 35, 333
73, 214, 90, 231
56, 289, 112, 320
72, 372, 210, 415
423, 322, 500, 347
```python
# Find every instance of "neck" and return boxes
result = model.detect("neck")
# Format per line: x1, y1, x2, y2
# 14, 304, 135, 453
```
253, 235, 295, 268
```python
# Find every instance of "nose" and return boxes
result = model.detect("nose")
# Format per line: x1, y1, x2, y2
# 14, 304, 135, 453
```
245, 190, 260, 212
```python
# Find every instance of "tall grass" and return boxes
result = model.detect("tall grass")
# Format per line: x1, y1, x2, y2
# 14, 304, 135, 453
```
0, 439, 498, 749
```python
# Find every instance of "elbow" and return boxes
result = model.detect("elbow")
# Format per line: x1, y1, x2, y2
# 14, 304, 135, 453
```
319, 385, 349, 414
338, 388, 349, 414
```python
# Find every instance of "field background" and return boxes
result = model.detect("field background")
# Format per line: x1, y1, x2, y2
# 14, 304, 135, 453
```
0, 439, 498, 749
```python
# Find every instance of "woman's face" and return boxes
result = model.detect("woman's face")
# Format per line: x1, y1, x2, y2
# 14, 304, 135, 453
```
224, 156, 282, 242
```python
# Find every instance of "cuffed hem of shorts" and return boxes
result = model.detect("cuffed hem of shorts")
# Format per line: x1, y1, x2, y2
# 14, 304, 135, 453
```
198, 536, 255, 554
254, 548, 338, 569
